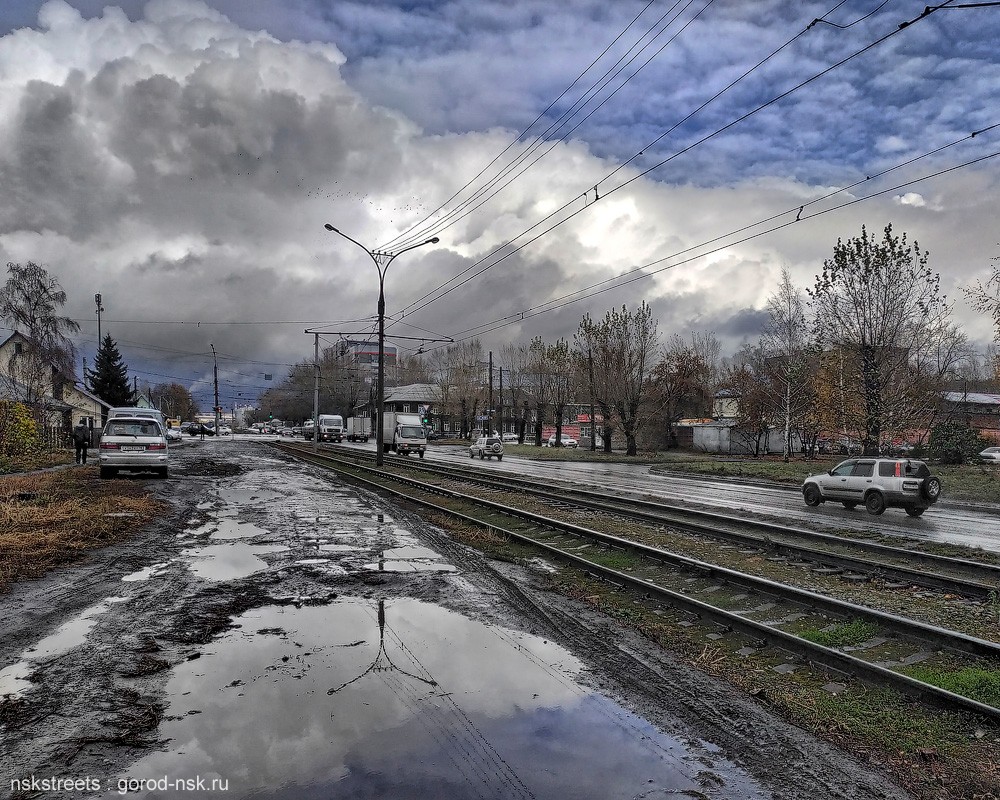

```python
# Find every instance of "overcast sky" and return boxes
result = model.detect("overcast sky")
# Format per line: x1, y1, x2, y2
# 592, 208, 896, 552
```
0, 0, 998, 409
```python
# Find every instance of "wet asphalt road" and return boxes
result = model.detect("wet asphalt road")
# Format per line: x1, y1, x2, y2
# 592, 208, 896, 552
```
405, 441, 1000, 554
1, 439, 917, 799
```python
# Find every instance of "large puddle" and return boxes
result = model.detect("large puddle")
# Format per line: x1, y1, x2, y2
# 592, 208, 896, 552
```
117, 598, 768, 798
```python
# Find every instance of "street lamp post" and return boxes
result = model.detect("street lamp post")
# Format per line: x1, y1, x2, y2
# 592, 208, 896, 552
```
323, 224, 439, 466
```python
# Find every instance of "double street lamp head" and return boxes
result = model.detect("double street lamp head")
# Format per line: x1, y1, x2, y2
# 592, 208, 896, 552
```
323, 223, 439, 250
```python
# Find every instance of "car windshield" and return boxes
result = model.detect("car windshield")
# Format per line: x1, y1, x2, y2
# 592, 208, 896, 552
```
399, 426, 424, 438
106, 421, 162, 437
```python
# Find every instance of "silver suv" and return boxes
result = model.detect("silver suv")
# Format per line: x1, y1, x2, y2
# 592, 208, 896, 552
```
470, 436, 504, 461
802, 458, 942, 517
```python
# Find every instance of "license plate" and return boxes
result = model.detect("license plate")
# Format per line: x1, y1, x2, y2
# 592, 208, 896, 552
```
120, 446, 146, 452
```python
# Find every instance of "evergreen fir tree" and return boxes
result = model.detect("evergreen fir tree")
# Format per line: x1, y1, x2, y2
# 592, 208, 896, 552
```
87, 334, 133, 406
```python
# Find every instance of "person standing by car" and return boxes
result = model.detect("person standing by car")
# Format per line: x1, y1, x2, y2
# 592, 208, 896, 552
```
72, 420, 90, 465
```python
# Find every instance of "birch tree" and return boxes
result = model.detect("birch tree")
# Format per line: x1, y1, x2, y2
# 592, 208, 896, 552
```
761, 268, 813, 461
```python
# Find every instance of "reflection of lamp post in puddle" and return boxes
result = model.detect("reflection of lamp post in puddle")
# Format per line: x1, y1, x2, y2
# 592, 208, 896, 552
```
328, 600, 536, 798
326, 600, 437, 695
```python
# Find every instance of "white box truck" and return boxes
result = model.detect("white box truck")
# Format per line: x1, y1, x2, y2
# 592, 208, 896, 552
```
382, 412, 427, 458
303, 414, 344, 442
345, 416, 371, 442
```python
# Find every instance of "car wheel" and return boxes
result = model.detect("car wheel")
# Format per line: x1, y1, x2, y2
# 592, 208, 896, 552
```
865, 492, 886, 516
479, 451, 484, 459
159, 468, 169, 478
803, 484, 822, 507
497, 454, 502, 461
905, 507, 925, 517
922, 476, 942, 502
99, 467, 115, 479
470, 451, 475, 459
419, 451, 425, 459
842, 501, 858, 510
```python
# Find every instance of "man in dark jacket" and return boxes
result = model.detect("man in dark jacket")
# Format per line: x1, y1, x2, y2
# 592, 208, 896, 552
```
72, 420, 90, 465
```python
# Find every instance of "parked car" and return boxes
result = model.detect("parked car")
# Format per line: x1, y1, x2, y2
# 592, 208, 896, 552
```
502, 432, 520, 443
546, 435, 578, 448
470, 436, 504, 461
98, 416, 169, 478
186, 423, 215, 436
802, 458, 942, 517
164, 426, 183, 443
978, 446, 1000, 462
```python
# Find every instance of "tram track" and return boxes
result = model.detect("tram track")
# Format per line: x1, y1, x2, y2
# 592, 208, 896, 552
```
284, 442, 1000, 601
273, 441, 1000, 722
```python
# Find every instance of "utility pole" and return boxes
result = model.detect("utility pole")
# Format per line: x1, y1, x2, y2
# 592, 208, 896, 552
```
498, 366, 503, 436
588, 346, 596, 452
211, 343, 220, 434
313, 333, 320, 453
95, 293, 104, 346
488, 350, 494, 434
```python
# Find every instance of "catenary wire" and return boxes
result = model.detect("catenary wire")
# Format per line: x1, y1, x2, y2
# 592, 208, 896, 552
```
439, 147, 1000, 346
376, 0, 660, 252
386, 0, 711, 252
390, 1, 963, 323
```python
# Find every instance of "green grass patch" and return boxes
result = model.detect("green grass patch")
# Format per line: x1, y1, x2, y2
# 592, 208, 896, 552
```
799, 619, 878, 648
900, 663, 1000, 707
804, 685, 964, 754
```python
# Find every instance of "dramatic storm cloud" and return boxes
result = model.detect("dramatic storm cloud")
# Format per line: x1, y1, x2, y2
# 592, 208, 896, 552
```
0, 0, 997, 406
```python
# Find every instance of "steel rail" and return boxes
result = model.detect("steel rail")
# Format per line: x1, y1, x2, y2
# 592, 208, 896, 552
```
284, 442, 1000, 599
273, 442, 1000, 721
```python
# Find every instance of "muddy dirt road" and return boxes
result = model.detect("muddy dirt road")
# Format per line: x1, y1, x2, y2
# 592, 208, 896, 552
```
0, 441, 914, 799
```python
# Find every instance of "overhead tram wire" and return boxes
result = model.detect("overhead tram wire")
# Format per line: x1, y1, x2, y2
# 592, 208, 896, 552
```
388, 0, 713, 253
376, 0, 660, 252
442, 145, 1000, 345
388, 0, 855, 318
444, 121, 1000, 340
389, 1, 964, 323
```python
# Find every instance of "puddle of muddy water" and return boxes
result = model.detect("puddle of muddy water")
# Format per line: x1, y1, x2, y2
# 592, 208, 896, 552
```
181, 543, 289, 582
117, 598, 768, 799
0, 597, 128, 697
362, 545, 457, 573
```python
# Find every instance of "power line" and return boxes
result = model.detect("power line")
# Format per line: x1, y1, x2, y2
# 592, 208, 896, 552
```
443, 145, 1000, 346
389, 1, 963, 323
377, 0, 662, 251
387, 0, 713, 252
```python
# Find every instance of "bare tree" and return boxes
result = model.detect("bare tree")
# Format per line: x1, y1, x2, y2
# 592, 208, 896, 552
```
761, 268, 814, 461
725, 343, 773, 456
499, 342, 532, 442
578, 304, 658, 456
964, 252, 1000, 344
435, 340, 484, 438
1, 262, 80, 416
649, 331, 720, 449
808, 224, 951, 456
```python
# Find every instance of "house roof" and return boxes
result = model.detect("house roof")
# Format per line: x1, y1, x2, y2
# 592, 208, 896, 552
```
942, 391, 1000, 406
70, 382, 111, 409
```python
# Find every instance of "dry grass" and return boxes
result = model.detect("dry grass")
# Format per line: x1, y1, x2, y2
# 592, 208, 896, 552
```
0, 470, 164, 593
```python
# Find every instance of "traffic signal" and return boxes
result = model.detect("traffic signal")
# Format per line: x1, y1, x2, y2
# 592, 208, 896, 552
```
268, 412, 273, 420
